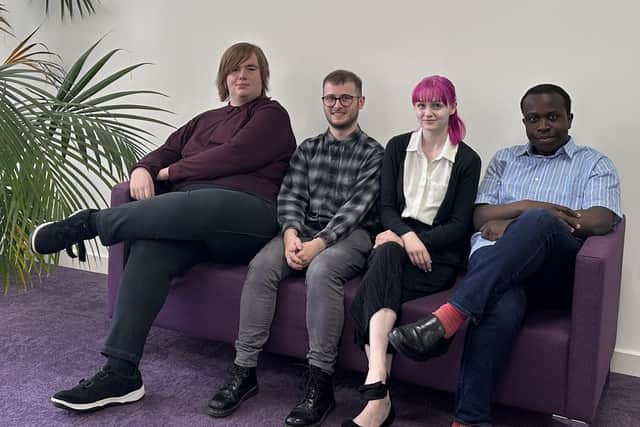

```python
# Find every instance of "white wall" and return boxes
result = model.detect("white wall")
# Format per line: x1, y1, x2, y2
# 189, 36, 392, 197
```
5, 0, 639, 375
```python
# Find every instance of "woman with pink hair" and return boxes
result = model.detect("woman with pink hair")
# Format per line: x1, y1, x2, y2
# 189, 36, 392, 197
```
344, 76, 481, 427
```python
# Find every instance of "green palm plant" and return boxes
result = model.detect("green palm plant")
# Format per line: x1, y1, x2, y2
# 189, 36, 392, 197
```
1, 3, 172, 290
45, 0, 98, 19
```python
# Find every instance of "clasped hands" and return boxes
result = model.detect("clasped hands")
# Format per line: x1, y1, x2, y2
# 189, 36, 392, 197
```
283, 229, 326, 270
374, 229, 432, 272
480, 200, 581, 241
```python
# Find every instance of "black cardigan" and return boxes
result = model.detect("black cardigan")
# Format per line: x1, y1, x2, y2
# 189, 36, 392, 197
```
380, 132, 481, 269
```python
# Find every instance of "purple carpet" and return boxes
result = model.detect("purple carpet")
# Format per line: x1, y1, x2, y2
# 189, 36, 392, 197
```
1, 267, 638, 427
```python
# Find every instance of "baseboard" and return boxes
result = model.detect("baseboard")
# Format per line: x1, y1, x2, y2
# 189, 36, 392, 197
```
611, 349, 640, 377
57, 250, 109, 275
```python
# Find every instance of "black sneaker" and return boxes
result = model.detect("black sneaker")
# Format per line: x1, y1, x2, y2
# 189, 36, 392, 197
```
30, 209, 98, 262
207, 364, 258, 417
50, 366, 144, 412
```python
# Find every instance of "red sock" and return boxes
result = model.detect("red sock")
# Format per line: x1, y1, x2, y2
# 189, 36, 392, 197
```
451, 422, 468, 427
433, 303, 466, 338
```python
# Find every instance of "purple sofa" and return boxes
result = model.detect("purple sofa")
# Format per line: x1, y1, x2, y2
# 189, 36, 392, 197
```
107, 182, 625, 424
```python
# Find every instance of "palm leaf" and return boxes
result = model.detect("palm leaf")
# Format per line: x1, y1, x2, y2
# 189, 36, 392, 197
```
45, 0, 99, 20
0, 3, 12, 36
0, 33, 172, 291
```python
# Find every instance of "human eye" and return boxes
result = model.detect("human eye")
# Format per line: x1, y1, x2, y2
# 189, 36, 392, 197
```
430, 102, 444, 110
547, 113, 558, 121
325, 95, 337, 102
340, 95, 354, 102
416, 102, 427, 109
526, 115, 539, 123
246, 65, 258, 72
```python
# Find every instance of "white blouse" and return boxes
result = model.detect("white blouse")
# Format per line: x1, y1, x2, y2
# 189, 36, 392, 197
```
401, 129, 458, 226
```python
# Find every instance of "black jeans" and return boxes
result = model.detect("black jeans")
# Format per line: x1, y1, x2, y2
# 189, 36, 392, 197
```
99, 187, 278, 365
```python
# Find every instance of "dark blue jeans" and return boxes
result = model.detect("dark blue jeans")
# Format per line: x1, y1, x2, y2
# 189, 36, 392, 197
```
450, 208, 583, 426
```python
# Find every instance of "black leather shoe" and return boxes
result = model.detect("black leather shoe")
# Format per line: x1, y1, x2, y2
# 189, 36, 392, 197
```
388, 314, 452, 361
285, 366, 335, 427
341, 381, 395, 427
207, 364, 258, 417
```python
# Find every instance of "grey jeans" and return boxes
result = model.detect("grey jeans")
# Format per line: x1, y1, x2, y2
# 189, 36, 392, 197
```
234, 227, 372, 373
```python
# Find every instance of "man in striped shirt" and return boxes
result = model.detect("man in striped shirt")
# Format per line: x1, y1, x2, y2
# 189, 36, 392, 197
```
208, 70, 384, 427
389, 83, 621, 427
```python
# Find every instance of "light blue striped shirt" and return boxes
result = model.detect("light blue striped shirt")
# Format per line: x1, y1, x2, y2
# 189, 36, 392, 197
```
470, 138, 621, 255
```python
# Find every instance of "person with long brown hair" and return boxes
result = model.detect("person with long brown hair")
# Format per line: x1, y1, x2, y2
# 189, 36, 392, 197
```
32, 42, 296, 413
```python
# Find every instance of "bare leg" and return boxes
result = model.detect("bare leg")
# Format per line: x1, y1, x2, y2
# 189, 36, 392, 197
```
353, 308, 395, 426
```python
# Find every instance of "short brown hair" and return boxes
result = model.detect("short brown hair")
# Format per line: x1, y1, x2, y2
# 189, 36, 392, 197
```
322, 70, 362, 95
217, 42, 270, 101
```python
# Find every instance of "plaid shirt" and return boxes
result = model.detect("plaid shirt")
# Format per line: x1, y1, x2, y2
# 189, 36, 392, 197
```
277, 127, 384, 246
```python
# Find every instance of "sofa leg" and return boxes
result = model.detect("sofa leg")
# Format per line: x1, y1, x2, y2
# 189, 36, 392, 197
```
551, 414, 589, 426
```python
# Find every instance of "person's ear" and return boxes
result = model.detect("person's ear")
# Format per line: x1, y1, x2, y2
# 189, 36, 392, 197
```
358, 95, 366, 110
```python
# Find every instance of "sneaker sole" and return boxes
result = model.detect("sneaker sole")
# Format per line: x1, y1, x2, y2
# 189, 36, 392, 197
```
50, 384, 145, 412
30, 209, 85, 255
207, 385, 258, 418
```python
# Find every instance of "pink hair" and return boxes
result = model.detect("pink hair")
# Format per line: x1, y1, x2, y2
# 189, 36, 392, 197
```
411, 75, 466, 144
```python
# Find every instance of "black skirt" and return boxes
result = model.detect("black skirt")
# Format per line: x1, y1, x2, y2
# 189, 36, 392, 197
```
349, 241, 457, 352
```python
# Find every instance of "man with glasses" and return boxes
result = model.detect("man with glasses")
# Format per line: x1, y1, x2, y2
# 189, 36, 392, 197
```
208, 70, 384, 427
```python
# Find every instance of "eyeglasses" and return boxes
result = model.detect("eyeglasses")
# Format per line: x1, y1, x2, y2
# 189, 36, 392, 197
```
321, 94, 360, 107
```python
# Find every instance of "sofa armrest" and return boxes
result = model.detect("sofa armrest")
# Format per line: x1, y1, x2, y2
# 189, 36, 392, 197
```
110, 181, 133, 207
566, 216, 625, 422
107, 182, 133, 314
106, 181, 173, 315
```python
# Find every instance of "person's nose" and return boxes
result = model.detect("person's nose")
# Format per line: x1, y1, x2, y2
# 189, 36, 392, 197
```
537, 118, 550, 132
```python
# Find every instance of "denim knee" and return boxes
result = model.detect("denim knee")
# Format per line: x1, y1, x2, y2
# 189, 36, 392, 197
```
517, 208, 566, 231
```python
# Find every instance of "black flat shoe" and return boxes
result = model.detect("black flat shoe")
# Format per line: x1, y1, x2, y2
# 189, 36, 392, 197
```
341, 381, 395, 427
388, 314, 453, 361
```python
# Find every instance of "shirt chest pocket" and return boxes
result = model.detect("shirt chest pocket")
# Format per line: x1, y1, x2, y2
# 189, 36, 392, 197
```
424, 179, 449, 207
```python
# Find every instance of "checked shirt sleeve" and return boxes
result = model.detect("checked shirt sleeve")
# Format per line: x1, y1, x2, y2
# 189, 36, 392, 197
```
277, 144, 310, 235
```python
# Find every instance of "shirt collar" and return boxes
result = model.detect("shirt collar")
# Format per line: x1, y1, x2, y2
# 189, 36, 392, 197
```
325, 126, 363, 146
518, 136, 576, 159
225, 96, 265, 113
406, 129, 457, 162
406, 129, 422, 152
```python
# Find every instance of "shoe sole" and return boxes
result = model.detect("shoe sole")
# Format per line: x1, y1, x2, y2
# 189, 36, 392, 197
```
30, 209, 85, 255
207, 385, 258, 418
284, 400, 335, 427
50, 385, 145, 412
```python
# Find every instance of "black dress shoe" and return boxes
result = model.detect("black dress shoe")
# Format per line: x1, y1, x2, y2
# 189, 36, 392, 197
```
388, 314, 452, 361
285, 366, 335, 427
207, 364, 258, 417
